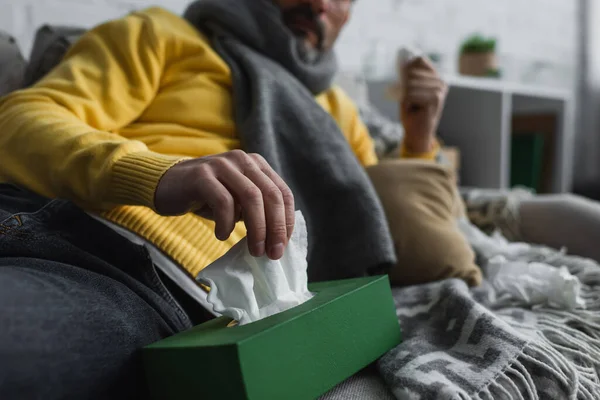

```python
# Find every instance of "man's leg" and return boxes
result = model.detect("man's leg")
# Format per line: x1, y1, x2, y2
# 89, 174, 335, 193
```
0, 184, 192, 399
518, 194, 600, 262
0, 261, 186, 400
462, 188, 600, 261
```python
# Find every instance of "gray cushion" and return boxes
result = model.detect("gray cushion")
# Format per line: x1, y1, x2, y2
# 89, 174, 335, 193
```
23, 25, 85, 87
0, 31, 26, 97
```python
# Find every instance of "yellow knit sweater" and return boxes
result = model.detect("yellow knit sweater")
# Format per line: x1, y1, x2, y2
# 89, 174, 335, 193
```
0, 7, 437, 278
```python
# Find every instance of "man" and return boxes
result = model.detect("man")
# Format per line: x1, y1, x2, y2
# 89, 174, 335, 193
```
0, 0, 447, 398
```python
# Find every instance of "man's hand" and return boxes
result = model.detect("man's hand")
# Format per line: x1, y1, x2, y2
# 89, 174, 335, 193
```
399, 57, 448, 153
155, 150, 295, 260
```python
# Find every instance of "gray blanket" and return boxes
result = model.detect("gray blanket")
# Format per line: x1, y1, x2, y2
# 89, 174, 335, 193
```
378, 219, 600, 399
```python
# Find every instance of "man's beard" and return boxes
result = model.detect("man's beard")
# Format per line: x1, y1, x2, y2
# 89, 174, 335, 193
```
282, 3, 326, 54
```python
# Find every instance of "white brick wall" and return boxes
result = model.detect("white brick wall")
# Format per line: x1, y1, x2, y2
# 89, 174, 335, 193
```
338, 0, 579, 88
2, 0, 580, 88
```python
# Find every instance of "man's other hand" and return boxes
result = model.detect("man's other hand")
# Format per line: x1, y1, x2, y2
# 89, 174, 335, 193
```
155, 150, 295, 260
400, 56, 448, 153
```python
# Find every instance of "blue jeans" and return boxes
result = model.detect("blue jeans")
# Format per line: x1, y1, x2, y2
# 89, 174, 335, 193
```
0, 184, 196, 399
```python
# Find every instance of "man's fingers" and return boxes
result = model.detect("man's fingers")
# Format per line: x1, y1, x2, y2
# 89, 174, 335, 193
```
217, 152, 290, 260
404, 65, 447, 102
214, 158, 268, 257
406, 68, 443, 81
405, 78, 445, 91
240, 157, 288, 260
418, 56, 437, 71
406, 56, 437, 73
249, 153, 296, 241
193, 176, 236, 242
404, 76, 447, 103
234, 204, 243, 222
404, 89, 440, 104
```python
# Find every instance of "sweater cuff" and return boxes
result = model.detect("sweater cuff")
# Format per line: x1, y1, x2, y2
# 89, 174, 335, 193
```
108, 151, 188, 209
400, 139, 440, 161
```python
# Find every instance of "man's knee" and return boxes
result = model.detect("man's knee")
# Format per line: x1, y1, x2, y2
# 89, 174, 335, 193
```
0, 264, 172, 400
546, 193, 586, 206
523, 193, 600, 217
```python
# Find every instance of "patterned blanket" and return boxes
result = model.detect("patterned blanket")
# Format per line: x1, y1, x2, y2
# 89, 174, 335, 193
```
378, 219, 600, 399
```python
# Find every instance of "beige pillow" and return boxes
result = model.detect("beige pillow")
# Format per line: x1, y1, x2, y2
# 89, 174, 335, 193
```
367, 160, 481, 287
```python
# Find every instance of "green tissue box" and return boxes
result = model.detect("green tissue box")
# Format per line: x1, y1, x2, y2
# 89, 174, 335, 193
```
143, 275, 401, 400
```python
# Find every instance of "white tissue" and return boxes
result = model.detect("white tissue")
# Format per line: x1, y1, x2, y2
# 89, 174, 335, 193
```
486, 255, 585, 310
396, 47, 424, 72
387, 46, 424, 102
197, 211, 313, 325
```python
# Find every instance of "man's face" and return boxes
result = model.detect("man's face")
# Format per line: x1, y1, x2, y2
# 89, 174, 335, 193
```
274, 0, 352, 52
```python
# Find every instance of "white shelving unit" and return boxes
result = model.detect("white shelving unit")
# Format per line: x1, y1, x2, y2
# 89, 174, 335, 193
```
367, 75, 575, 193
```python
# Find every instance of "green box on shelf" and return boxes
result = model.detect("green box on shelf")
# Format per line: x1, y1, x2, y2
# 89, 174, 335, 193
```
143, 275, 401, 400
511, 132, 545, 192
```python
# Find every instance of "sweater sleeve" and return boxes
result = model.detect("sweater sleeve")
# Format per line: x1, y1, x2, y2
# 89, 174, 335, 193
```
348, 110, 379, 167
400, 139, 441, 161
317, 86, 378, 167
0, 11, 186, 211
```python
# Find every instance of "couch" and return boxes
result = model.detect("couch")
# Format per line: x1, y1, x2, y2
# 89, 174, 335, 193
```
2, 25, 600, 400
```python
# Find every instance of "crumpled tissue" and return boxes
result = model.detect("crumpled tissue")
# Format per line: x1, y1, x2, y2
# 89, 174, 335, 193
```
486, 255, 585, 310
197, 210, 313, 325
387, 46, 425, 102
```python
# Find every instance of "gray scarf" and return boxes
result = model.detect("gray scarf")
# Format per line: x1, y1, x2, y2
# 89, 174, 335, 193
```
184, 0, 396, 282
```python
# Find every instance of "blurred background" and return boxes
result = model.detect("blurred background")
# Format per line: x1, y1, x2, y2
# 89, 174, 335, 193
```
1, 0, 598, 198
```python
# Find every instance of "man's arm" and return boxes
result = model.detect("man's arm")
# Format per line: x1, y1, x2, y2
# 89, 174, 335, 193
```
330, 73, 446, 163
0, 10, 295, 259
399, 57, 448, 158
0, 12, 182, 211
